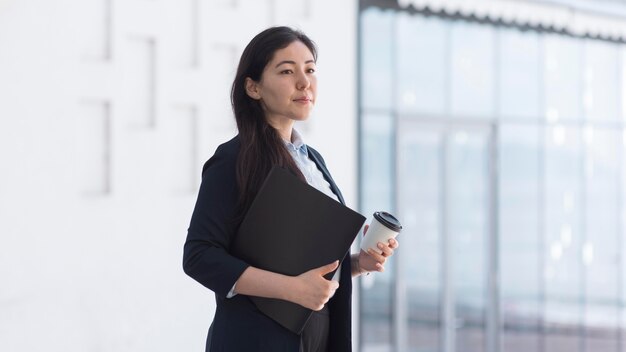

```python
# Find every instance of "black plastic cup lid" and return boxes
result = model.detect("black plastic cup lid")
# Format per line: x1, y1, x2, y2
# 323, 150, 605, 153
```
373, 211, 402, 232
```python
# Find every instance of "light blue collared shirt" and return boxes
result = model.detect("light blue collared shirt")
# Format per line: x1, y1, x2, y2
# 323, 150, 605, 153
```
283, 129, 340, 203
227, 129, 341, 298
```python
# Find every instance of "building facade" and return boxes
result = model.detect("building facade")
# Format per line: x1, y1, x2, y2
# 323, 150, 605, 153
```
358, 1, 626, 351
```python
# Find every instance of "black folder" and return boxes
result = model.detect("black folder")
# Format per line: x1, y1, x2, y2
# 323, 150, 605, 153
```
231, 166, 366, 334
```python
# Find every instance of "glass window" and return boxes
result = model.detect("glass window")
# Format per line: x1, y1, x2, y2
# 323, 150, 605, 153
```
398, 123, 442, 352
359, 8, 626, 352
396, 13, 447, 115
583, 40, 620, 121
360, 112, 394, 352
361, 112, 394, 215
583, 128, 621, 351
447, 127, 490, 352
544, 34, 583, 121
361, 8, 394, 111
499, 124, 542, 351
499, 29, 541, 120
544, 125, 583, 349
450, 21, 495, 118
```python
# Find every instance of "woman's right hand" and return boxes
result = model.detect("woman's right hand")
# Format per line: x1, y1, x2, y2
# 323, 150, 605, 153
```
289, 260, 340, 311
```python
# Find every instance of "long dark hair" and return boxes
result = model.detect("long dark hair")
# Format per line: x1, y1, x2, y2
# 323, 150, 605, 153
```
231, 26, 318, 220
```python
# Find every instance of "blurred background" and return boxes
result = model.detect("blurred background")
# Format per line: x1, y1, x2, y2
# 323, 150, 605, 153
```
1, 0, 626, 351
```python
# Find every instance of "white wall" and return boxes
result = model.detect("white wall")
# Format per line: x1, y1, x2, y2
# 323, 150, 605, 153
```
0, 0, 358, 350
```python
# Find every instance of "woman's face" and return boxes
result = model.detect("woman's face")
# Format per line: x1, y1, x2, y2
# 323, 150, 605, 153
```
246, 40, 317, 128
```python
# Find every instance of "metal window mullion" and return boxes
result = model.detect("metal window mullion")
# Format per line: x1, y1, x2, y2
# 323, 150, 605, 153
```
579, 126, 588, 352
366, 108, 626, 128
393, 120, 407, 352
442, 129, 455, 352
486, 27, 502, 352
356, 3, 364, 350
537, 31, 548, 352
617, 47, 625, 352
539, 122, 547, 352
442, 16, 455, 352
615, 44, 625, 352
391, 11, 407, 352
613, 48, 623, 346
487, 123, 501, 352
580, 40, 588, 352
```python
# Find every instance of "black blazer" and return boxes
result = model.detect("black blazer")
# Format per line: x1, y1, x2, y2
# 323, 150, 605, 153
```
183, 135, 353, 352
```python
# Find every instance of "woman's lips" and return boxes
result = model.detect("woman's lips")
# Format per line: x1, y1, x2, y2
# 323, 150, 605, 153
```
293, 97, 312, 104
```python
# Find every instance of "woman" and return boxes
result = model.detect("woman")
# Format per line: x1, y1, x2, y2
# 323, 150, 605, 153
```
182, 26, 399, 352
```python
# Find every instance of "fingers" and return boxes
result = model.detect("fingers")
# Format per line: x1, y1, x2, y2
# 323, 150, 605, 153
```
377, 242, 394, 258
298, 263, 342, 310
375, 263, 384, 272
311, 280, 339, 311
319, 260, 339, 275
367, 248, 387, 264
363, 224, 369, 236
358, 239, 399, 275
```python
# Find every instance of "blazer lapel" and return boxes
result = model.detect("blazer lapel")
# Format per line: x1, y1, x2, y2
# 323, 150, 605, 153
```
307, 149, 346, 205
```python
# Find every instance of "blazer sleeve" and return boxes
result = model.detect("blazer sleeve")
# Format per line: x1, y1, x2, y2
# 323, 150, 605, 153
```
182, 144, 250, 297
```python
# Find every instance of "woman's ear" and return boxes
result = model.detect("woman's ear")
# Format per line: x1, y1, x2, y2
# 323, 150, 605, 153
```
245, 77, 262, 100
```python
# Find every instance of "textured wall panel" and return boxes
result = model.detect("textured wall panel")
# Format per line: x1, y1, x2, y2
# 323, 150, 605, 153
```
214, 0, 238, 8
274, 0, 311, 22
0, 0, 358, 351
121, 37, 156, 128
166, 0, 199, 68
210, 44, 239, 133
81, 0, 112, 61
166, 105, 198, 194
76, 100, 111, 195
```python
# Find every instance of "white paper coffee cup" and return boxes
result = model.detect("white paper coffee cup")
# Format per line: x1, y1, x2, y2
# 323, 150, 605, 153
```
360, 211, 402, 254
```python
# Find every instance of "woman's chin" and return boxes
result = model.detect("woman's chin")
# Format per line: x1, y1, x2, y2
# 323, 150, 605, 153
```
291, 114, 311, 122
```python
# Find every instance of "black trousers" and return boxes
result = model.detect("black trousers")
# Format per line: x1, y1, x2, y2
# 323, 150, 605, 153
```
300, 305, 330, 352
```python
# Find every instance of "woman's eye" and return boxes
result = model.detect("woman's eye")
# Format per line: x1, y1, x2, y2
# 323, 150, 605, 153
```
280, 70, 293, 74
307, 68, 316, 73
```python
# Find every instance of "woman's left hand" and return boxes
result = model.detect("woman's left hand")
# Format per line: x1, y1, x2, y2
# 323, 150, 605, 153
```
357, 225, 399, 273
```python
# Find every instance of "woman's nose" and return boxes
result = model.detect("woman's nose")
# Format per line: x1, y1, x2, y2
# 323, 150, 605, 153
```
296, 72, 310, 90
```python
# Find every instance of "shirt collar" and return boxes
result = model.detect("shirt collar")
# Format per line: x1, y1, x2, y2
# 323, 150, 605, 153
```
283, 128, 309, 155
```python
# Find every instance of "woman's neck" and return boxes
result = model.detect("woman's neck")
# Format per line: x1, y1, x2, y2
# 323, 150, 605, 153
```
266, 116, 295, 142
